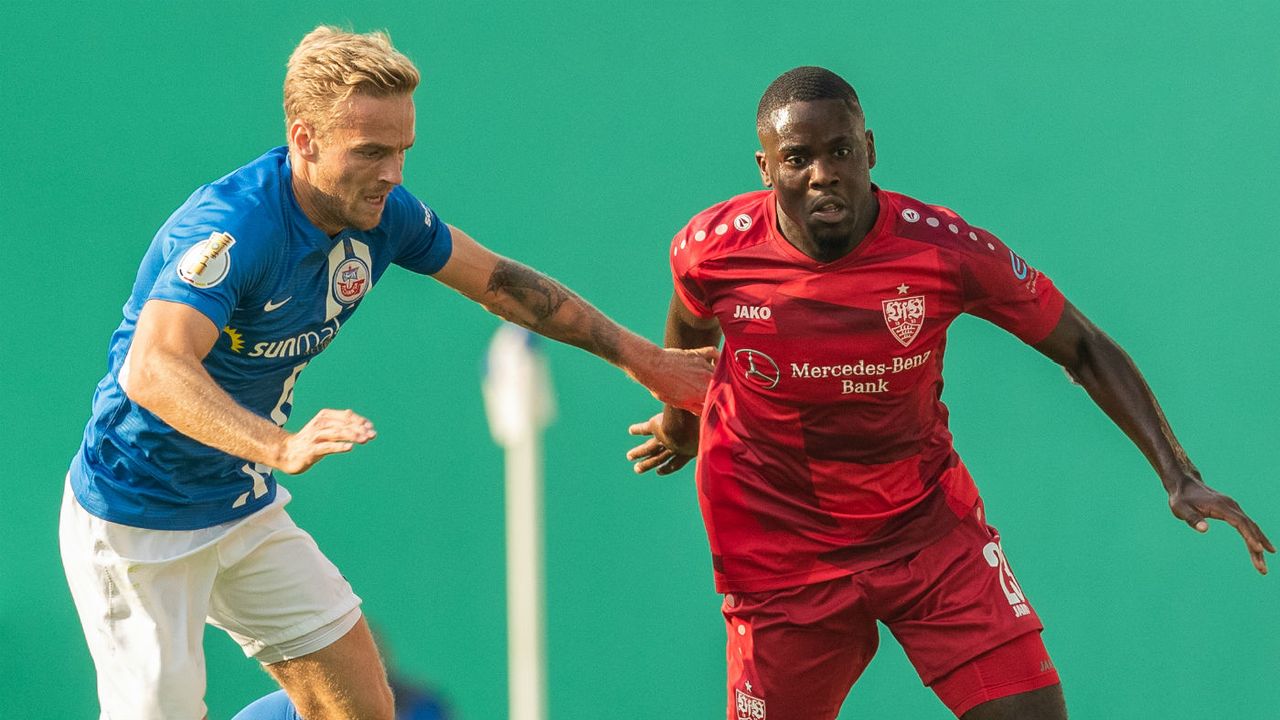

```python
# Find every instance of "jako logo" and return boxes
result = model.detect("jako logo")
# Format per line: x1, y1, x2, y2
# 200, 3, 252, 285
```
734, 305, 772, 320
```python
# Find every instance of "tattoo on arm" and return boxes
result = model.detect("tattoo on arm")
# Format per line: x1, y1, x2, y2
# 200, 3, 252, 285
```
486, 259, 570, 322
483, 258, 623, 364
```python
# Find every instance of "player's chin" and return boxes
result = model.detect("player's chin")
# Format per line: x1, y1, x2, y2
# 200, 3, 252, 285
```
350, 206, 385, 231
807, 221, 855, 247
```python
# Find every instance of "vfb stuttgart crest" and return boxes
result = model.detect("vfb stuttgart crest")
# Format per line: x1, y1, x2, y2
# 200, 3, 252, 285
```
736, 689, 766, 720
881, 295, 925, 347
332, 257, 370, 305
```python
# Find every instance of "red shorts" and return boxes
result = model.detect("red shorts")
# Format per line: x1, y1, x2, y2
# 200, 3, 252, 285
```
722, 502, 1059, 719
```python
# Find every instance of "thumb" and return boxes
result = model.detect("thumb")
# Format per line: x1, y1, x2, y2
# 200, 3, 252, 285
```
693, 346, 720, 363
1180, 509, 1209, 533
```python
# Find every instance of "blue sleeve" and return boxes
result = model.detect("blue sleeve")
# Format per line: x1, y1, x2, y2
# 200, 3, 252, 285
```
387, 186, 453, 275
145, 190, 279, 330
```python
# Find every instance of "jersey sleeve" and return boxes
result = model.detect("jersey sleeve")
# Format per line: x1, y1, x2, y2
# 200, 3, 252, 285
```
670, 225, 715, 319
144, 194, 279, 330
959, 226, 1066, 345
388, 187, 453, 275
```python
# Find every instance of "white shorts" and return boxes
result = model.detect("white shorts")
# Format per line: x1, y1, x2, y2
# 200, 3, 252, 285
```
59, 479, 363, 720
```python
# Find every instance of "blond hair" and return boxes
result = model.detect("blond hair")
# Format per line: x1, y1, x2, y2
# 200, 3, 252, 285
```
284, 26, 420, 132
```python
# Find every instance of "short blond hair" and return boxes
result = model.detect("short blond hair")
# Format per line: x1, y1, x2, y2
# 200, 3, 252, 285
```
284, 26, 420, 132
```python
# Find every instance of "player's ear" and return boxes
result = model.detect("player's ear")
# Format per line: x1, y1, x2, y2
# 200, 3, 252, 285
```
865, 129, 876, 170
755, 151, 772, 188
289, 119, 320, 162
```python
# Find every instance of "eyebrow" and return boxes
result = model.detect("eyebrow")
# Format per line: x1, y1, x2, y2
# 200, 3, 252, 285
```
778, 136, 853, 153
354, 140, 415, 152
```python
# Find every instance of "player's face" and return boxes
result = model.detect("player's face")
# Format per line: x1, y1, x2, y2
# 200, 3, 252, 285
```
301, 93, 416, 233
756, 99, 877, 257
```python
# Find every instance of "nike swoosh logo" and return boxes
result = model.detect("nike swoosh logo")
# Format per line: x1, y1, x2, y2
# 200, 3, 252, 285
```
263, 297, 293, 312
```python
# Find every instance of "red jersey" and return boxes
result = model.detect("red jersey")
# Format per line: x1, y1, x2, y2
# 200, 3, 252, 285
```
671, 189, 1065, 592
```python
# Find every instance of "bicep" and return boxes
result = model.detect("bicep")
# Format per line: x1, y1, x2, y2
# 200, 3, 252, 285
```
1032, 300, 1099, 370
665, 292, 721, 348
133, 299, 222, 362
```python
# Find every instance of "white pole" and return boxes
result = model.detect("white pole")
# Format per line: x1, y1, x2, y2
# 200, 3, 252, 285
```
482, 324, 554, 720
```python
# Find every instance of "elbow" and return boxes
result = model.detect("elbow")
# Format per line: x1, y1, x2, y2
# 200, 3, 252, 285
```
1063, 324, 1117, 386
121, 346, 171, 411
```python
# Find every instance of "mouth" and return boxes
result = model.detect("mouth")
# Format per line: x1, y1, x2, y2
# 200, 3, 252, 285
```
808, 196, 848, 223
364, 192, 388, 209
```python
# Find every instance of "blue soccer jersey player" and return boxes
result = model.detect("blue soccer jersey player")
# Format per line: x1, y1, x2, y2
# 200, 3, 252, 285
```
60, 26, 714, 720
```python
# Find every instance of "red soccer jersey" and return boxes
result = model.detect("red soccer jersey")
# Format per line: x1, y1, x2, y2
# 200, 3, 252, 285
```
671, 188, 1065, 592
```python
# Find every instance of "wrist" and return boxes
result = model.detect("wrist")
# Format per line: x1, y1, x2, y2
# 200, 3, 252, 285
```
617, 332, 662, 381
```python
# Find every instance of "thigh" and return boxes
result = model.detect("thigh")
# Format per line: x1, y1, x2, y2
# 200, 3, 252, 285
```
961, 682, 1066, 720
934, 631, 1063, 718
875, 503, 1057, 714
723, 578, 877, 720
59, 483, 217, 720
208, 505, 362, 664
263, 616, 394, 720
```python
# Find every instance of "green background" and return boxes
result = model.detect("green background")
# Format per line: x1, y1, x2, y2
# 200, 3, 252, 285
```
3, 1, 1276, 717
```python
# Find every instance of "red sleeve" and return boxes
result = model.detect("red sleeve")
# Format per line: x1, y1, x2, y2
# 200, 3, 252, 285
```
959, 226, 1065, 345
670, 225, 715, 319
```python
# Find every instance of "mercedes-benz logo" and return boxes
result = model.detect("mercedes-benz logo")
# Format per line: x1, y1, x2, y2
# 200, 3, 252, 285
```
733, 348, 780, 389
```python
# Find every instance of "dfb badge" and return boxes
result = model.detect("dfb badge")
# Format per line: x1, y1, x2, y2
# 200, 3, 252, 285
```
881, 295, 925, 347
736, 688, 766, 720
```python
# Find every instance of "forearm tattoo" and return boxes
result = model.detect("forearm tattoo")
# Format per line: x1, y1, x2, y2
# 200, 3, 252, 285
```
485, 258, 623, 364
487, 259, 570, 322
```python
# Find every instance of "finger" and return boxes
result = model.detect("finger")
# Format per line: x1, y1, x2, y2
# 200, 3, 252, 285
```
633, 450, 673, 474
628, 422, 655, 436
1251, 549, 1267, 575
311, 424, 375, 444
1224, 512, 1276, 561
314, 441, 355, 456
692, 346, 721, 363
1236, 513, 1275, 554
656, 455, 693, 475
626, 439, 664, 461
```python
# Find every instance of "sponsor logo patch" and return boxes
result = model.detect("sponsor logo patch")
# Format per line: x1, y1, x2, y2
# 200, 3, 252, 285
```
881, 295, 925, 347
1009, 249, 1029, 280
732, 348, 780, 389
177, 232, 235, 288
733, 304, 772, 320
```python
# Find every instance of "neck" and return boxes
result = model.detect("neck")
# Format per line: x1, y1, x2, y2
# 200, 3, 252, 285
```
777, 191, 880, 263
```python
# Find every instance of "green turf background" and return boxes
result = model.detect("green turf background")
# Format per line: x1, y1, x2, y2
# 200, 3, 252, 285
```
3, 2, 1276, 717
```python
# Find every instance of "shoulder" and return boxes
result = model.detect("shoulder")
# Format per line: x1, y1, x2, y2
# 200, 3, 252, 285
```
168, 148, 289, 246
879, 189, 1010, 260
671, 189, 772, 274
161, 149, 293, 262
380, 185, 443, 233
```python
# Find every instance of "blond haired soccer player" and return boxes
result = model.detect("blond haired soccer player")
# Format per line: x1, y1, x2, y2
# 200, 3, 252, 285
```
60, 26, 713, 720
627, 66, 1272, 719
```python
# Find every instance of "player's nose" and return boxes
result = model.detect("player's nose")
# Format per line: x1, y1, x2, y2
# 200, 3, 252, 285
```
808, 157, 839, 187
380, 155, 404, 186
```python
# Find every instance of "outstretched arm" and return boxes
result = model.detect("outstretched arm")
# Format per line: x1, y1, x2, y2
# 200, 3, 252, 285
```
432, 225, 716, 413
627, 293, 723, 475
1033, 300, 1274, 574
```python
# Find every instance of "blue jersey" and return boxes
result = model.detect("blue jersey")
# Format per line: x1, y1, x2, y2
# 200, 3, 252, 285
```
71, 147, 452, 530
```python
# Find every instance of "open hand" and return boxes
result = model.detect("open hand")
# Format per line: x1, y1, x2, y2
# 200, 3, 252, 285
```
277, 408, 377, 475
626, 412, 696, 476
1168, 479, 1274, 575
